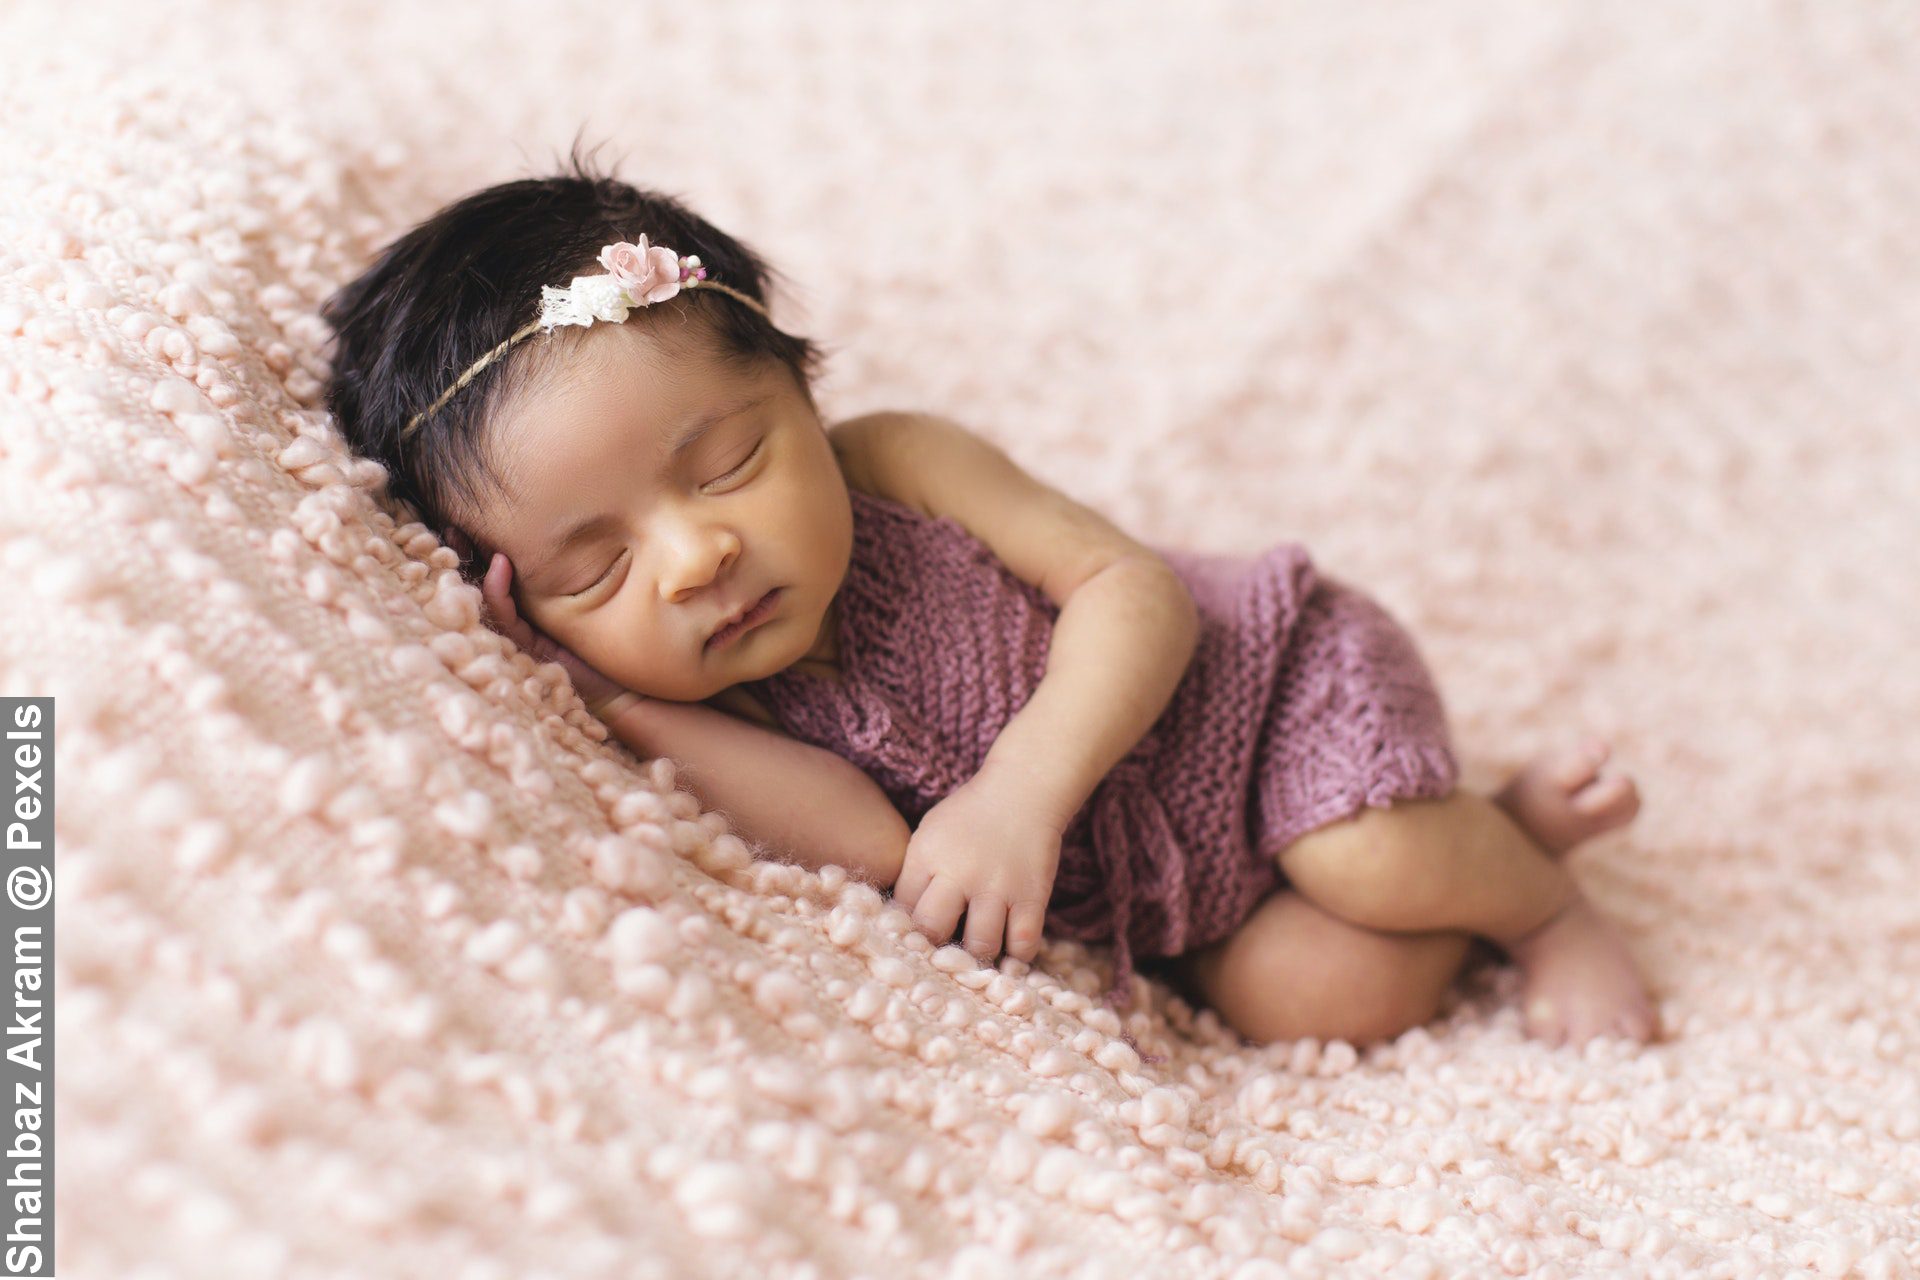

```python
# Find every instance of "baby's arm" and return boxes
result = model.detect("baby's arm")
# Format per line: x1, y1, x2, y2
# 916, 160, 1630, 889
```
602, 697, 910, 889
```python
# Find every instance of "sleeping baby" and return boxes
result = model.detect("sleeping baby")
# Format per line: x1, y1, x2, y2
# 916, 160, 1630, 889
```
321, 144, 1659, 1053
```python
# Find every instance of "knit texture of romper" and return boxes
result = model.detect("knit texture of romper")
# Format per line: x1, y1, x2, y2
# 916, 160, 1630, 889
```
741, 488, 1460, 1042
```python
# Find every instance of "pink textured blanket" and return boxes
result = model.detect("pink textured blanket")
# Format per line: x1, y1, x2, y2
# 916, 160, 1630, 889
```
12, 3, 1916, 1277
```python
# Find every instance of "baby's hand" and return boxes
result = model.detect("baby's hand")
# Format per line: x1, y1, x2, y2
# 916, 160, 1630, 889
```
478, 552, 632, 718
891, 769, 1061, 966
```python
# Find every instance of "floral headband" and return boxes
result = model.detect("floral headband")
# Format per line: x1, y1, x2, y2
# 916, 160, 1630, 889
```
399, 237, 771, 441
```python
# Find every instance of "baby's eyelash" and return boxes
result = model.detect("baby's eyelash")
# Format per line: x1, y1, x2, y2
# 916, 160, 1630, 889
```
570, 548, 627, 599
567, 439, 765, 600
713, 439, 763, 483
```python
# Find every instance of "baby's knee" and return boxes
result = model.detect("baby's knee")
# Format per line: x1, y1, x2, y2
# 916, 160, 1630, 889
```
1199, 891, 1470, 1049
1278, 980, 1439, 1048
1233, 939, 1461, 1049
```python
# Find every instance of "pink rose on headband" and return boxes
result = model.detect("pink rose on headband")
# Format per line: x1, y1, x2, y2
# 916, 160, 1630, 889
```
599, 239, 684, 304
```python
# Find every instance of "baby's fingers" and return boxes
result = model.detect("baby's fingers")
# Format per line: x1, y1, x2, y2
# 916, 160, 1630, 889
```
907, 877, 967, 949
480, 553, 514, 616
961, 892, 1008, 963
480, 554, 529, 635
1005, 901, 1045, 965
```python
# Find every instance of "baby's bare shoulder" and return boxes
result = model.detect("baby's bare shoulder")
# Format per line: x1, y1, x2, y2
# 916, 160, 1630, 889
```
826, 412, 928, 511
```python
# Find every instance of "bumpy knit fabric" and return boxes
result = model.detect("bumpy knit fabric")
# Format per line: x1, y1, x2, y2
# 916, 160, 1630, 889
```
745, 489, 1459, 1021
26, 4, 1920, 1277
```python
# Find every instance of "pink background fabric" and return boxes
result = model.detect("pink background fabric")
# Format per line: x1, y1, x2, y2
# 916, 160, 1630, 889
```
8, 3, 1915, 1277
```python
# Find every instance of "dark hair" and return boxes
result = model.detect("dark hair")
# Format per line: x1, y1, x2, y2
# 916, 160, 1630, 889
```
320, 134, 826, 563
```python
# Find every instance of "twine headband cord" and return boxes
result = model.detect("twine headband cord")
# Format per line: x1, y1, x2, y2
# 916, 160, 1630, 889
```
399, 236, 771, 442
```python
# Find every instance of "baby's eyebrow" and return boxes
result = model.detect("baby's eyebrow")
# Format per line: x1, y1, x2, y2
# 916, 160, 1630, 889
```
521, 394, 771, 590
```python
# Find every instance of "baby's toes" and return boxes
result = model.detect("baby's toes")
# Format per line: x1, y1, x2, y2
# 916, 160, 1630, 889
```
1566, 1001, 1638, 1049
1612, 997, 1658, 1043
1549, 737, 1611, 793
1572, 772, 1640, 824
1524, 997, 1571, 1048
1614, 1005, 1659, 1044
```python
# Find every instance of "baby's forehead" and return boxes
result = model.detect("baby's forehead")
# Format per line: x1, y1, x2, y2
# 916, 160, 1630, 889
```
495, 326, 663, 431
518, 316, 732, 406
487, 321, 752, 480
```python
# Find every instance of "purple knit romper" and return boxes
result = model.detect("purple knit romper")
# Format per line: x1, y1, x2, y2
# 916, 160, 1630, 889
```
741, 489, 1459, 1041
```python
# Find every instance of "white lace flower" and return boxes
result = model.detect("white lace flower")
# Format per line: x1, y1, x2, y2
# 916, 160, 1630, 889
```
538, 274, 635, 330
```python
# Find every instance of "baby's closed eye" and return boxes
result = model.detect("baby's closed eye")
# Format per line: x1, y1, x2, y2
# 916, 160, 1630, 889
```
561, 436, 768, 604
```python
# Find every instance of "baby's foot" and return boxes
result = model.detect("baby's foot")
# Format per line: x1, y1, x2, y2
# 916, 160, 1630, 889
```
1495, 737, 1641, 857
1506, 893, 1660, 1046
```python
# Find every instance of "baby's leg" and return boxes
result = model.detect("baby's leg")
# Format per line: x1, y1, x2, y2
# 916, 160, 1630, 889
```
1161, 889, 1473, 1048
1165, 744, 1650, 1049
1275, 788, 1659, 1046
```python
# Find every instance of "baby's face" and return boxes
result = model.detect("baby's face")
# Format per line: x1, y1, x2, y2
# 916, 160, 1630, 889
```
463, 319, 851, 703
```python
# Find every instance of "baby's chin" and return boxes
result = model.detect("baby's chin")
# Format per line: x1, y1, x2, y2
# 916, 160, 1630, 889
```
621, 648, 778, 704
618, 596, 818, 702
